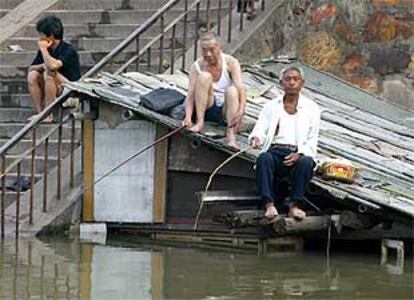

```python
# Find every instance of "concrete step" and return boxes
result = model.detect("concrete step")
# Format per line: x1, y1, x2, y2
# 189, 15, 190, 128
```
0, 47, 186, 66
2, 0, 225, 10
0, 122, 81, 140
0, 93, 32, 108
24, 9, 201, 26
1, 0, 170, 10
14, 21, 197, 39
4, 34, 196, 52
6, 155, 58, 174
0, 138, 80, 156
0, 0, 26, 10
0, 108, 35, 122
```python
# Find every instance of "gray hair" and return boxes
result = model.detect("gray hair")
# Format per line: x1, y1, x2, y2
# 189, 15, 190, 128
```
279, 66, 305, 80
199, 31, 221, 45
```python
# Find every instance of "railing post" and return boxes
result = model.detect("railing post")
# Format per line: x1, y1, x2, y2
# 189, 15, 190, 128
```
147, 47, 152, 71
227, 0, 233, 42
181, 0, 188, 70
29, 128, 36, 224
194, 2, 201, 61
15, 163, 21, 237
1, 155, 5, 239
159, 15, 165, 73
217, 0, 222, 36
135, 36, 140, 72
70, 119, 75, 188
239, 0, 245, 31
206, 0, 211, 30
57, 108, 63, 200
43, 138, 49, 213
170, 24, 177, 74
262, 0, 265, 11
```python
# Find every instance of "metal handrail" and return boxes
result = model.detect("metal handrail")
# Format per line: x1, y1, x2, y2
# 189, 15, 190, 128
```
0, 0, 180, 156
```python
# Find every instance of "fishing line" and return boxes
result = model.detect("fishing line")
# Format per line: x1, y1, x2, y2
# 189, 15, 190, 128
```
193, 146, 250, 230
84, 125, 185, 192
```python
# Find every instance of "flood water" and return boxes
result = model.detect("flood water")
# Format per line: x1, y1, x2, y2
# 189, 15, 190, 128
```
0, 236, 412, 299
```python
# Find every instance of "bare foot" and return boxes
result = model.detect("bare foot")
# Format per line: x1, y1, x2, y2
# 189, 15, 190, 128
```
289, 206, 306, 221
27, 114, 38, 122
188, 123, 204, 133
265, 203, 278, 220
42, 114, 54, 124
227, 140, 240, 150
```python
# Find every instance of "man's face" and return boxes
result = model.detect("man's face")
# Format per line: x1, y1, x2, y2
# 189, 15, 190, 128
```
200, 40, 221, 66
280, 69, 304, 95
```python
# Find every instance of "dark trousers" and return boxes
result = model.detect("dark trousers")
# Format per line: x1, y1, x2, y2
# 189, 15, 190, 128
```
255, 147, 315, 206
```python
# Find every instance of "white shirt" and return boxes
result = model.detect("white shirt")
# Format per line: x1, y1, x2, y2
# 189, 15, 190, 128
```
195, 53, 233, 107
273, 108, 298, 145
249, 94, 320, 159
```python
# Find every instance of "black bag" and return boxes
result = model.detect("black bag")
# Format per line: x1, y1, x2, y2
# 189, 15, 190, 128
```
140, 88, 185, 114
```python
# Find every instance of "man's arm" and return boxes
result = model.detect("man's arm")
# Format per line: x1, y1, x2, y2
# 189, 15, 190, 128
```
38, 40, 63, 72
28, 64, 45, 72
228, 57, 246, 128
182, 64, 198, 127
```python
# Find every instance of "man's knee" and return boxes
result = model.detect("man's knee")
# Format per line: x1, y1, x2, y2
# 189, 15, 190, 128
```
225, 86, 238, 100
27, 71, 42, 86
197, 71, 213, 86
296, 155, 315, 169
256, 152, 273, 167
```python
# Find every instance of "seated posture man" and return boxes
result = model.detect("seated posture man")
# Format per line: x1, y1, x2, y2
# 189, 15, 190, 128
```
249, 66, 320, 220
27, 16, 81, 123
182, 31, 246, 149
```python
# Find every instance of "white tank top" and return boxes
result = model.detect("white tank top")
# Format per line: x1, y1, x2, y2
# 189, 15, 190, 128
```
273, 108, 298, 146
195, 53, 233, 107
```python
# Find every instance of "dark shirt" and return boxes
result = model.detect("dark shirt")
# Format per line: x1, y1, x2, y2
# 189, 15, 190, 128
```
31, 41, 81, 81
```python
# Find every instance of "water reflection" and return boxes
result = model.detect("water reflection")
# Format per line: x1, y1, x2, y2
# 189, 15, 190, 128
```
0, 237, 412, 299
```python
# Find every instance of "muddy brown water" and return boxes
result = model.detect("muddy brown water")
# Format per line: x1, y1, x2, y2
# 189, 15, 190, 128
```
0, 236, 412, 299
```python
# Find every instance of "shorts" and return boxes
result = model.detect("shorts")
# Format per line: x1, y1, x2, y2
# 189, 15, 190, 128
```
205, 102, 226, 125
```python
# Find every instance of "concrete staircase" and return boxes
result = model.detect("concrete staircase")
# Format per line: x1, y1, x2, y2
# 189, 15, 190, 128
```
0, 0, 224, 236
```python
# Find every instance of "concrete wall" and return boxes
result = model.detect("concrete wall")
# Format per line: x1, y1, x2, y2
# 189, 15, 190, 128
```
234, 0, 414, 110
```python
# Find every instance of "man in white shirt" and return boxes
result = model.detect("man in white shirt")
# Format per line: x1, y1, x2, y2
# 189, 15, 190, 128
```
182, 31, 246, 149
249, 66, 320, 220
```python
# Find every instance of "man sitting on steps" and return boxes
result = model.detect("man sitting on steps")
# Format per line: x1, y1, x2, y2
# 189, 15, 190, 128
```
249, 66, 320, 221
182, 31, 246, 149
27, 16, 81, 123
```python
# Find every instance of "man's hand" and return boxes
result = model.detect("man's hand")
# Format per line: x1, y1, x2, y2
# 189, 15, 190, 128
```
283, 153, 302, 166
182, 116, 193, 128
38, 39, 52, 50
250, 137, 261, 149
229, 111, 243, 129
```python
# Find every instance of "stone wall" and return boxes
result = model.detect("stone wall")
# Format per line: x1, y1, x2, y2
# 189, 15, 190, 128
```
234, 0, 414, 110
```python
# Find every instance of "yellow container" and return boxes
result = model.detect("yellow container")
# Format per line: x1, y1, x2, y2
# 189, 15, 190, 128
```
319, 159, 358, 183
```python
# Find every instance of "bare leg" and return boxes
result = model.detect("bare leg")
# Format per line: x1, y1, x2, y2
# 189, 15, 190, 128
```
223, 86, 240, 149
189, 71, 214, 133
27, 70, 44, 114
42, 71, 66, 123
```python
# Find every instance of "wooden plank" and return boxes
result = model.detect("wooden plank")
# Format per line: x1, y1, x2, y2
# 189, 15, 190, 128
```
197, 190, 260, 203
83, 119, 95, 222
272, 215, 332, 235
151, 253, 164, 300
153, 125, 168, 223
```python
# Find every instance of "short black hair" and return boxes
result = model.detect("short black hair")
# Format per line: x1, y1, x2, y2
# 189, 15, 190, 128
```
36, 16, 64, 40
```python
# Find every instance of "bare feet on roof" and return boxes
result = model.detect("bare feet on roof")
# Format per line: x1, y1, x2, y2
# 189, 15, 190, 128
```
265, 202, 278, 220
227, 139, 240, 150
289, 206, 306, 221
188, 122, 204, 133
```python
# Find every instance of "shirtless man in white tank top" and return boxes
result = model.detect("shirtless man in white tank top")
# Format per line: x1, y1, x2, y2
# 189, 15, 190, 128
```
182, 32, 246, 149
